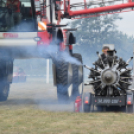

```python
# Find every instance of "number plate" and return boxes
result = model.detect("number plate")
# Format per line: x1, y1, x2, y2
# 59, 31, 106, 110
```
94, 96, 126, 106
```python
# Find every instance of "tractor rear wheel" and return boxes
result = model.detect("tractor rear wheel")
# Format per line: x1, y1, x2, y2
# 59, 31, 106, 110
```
71, 53, 83, 100
56, 61, 73, 102
0, 84, 10, 101
0, 59, 13, 101
55, 53, 83, 103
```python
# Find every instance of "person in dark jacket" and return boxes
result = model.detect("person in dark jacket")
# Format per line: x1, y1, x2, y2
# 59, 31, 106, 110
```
92, 45, 110, 71
100, 46, 110, 64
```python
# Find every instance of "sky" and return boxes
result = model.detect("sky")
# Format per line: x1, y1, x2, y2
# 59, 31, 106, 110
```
115, 11, 134, 37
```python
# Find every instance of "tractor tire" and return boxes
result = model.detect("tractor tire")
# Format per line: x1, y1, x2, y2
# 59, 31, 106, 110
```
71, 53, 83, 100
56, 61, 73, 103
0, 84, 9, 101
0, 59, 13, 101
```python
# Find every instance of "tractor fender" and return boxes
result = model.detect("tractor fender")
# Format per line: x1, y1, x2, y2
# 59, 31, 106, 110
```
66, 32, 76, 45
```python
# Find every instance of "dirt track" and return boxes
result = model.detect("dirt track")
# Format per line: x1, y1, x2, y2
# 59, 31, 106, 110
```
1, 78, 92, 112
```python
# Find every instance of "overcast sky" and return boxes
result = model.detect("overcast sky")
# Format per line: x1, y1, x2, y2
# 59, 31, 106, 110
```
115, 11, 134, 37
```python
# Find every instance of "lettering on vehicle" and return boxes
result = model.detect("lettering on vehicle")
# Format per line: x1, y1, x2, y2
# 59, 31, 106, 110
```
112, 99, 119, 103
3, 33, 18, 38
97, 98, 119, 104
98, 99, 102, 103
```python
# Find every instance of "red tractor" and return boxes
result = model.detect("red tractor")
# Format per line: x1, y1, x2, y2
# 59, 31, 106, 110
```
0, 0, 134, 102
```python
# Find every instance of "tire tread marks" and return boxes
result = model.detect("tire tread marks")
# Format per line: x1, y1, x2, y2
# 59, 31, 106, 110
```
72, 53, 83, 95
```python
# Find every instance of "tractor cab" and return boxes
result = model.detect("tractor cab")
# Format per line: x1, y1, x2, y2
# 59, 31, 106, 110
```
0, 0, 37, 32
0, 0, 51, 50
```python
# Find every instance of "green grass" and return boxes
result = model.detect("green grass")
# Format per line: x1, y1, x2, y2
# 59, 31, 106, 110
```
0, 107, 134, 134
0, 78, 134, 134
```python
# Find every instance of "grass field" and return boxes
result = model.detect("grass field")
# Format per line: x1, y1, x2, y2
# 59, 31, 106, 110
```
0, 78, 134, 134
